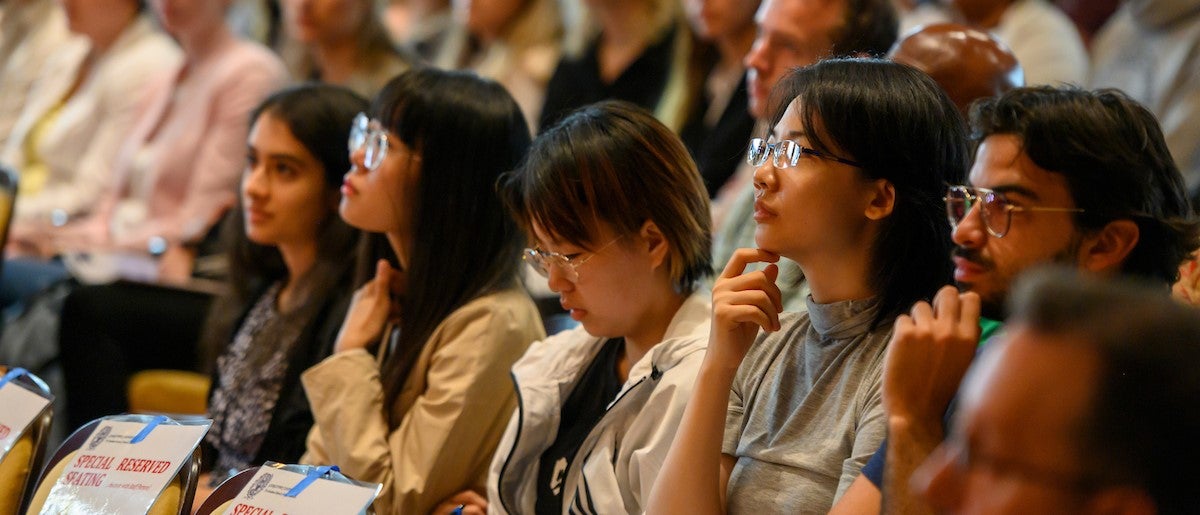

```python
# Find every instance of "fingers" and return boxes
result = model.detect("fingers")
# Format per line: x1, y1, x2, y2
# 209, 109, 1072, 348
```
957, 291, 981, 336
719, 248, 781, 279
930, 285, 960, 320
716, 289, 781, 331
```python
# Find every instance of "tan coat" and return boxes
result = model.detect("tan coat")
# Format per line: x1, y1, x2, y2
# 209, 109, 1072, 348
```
301, 288, 544, 514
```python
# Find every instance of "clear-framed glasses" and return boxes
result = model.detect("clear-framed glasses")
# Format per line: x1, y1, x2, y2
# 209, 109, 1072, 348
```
522, 237, 621, 283
746, 137, 863, 169
348, 112, 389, 171
944, 185, 1085, 238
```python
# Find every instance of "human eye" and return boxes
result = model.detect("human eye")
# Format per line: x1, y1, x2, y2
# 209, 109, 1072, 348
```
272, 161, 297, 178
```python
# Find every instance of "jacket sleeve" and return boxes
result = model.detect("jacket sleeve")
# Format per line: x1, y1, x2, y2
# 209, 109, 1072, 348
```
301, 301, 536, 515
112, 54, 287, 249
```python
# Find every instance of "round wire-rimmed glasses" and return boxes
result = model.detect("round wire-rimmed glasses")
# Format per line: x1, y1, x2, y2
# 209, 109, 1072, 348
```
944, 185, 1085, 238
522, 237, 622, 283
746, 137, 863, 169
348, 112, 389, 171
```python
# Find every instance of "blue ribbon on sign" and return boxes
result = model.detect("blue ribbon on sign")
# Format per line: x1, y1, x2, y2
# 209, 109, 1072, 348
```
0, 367, 27, 389
130, 415, 170, 444
284, 465, 340, 498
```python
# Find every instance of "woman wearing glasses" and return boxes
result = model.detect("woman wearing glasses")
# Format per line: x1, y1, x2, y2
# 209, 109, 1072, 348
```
432, 100, 713, 515
300, 68, 544, 515
647, 58, 969, 513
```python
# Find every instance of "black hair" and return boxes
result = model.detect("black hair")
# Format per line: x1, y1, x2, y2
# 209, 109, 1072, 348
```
766, 57, 968, 327
202, 83, 367, 368
1011, 267, 1200, 514
371, 68, 531, 423
501, 100, 713, 294
970, 86, 1200, 286
833, 0, 899, 58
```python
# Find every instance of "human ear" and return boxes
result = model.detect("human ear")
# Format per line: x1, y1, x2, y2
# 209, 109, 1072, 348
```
1078, 219, 1140, 275
639, 220, 670, 270
863, 179, 896, 221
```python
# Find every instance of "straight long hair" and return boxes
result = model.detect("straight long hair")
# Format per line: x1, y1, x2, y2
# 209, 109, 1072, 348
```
201, 84, 367, 368
767, 58, 968, 327
370, 69, 531, 425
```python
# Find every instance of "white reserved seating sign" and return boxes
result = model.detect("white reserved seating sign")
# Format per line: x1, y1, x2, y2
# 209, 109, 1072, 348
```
0, 376, 52, 462
39, 417, 210, 514
221, 466, 380, 515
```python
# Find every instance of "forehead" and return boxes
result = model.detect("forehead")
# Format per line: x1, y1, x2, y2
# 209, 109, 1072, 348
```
958, 327, 1100, 461
968, 134, 1075, 204
759, 0, 845, 44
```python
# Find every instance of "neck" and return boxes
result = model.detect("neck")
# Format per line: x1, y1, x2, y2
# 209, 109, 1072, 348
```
87, 10, 138, 55
385, 231, 411, 271
276, 240, 320, 312
962, 0, 1012, 29
793, 235, 878, 305
621, 286, 688, 375
178, 22, 233, 66
595, 0, 657, 49
313, 36, 361, 85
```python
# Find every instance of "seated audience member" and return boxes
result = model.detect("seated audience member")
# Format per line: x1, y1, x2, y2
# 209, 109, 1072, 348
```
887, 22, 1023, 116
833, 86, 1199, 514
648, 57, 968, 513
1054, 0, 1121, 45
937, 0, 1087, 86
382, 0, 451, 61
300, 69, 545, 515
916, 268, 1200, 515
433, 0, 562, 130
537, 0, 691, 131
0, 0, 180, 307
38, 0, 288, 277
1090, 0, 1200, 202
60, 85, 365, 479
710, 0, 897, 311
0, 0, 68, 148
678, 0, 759, 197
432, 101, 714, 515
279, 0, 413, 98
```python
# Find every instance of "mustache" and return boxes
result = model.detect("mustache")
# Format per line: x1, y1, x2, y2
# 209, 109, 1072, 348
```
951, 246, 993, 269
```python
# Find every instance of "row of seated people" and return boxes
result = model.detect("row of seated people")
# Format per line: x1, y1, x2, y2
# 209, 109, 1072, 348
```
0, 0, 1190, 508
0, 0, 1196, 289
0, 62, 1197, 514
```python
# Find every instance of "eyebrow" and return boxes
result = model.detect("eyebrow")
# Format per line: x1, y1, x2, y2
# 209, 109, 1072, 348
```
985, 184, 1041, 202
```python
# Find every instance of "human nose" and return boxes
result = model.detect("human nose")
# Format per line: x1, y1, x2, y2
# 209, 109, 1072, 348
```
349, 145, 369, 173
544, 261, 575, 294
913, 443, 966, 512
744, 36, 768, 72
242, 165, 268, 200
752, 153, 778, 195
951, 201, 987, 249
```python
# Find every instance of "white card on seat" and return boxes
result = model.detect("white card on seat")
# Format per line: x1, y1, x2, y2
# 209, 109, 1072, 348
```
221, 465, 381, 515
0, 379, 52, 462
40, 418, 210, 514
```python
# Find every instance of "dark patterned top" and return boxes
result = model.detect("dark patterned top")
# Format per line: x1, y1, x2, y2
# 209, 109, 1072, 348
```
206, 283, 304, 485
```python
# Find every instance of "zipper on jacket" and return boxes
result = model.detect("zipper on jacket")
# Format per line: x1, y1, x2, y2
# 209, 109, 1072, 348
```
497, 371, 525, 514
564, 373, 653, 511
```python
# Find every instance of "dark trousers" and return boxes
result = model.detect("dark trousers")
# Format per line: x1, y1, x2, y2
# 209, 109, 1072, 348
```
59, 281, 214, 432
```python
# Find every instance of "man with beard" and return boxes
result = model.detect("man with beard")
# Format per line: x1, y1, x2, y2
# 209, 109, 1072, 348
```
832, 86, 1199, 514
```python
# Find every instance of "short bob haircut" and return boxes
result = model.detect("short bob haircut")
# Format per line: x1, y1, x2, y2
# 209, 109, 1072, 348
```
370, 69, 532, 420
970, 86, 1199, 286
766, 58, 970, 327
502, 100, 713, 294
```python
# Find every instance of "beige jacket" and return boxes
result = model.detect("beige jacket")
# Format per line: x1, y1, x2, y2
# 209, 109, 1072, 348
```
301, 288, 544, 514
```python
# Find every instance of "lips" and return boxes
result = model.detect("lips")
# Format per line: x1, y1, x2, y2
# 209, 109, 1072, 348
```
245, 207, 272, 225
560, 298, 587, 321
753, 200, 777, 222
341, 175, 358, 196
952, 255, 988, 283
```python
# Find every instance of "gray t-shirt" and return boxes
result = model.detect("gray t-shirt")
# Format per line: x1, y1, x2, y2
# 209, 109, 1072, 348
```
723, 295, 890, 514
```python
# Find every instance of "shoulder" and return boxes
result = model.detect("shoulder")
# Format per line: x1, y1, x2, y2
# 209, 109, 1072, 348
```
429, 288, 545, 351
511, 325, 601, 382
